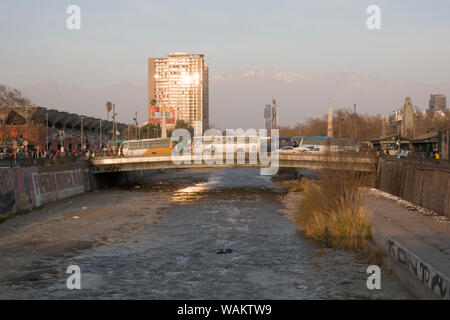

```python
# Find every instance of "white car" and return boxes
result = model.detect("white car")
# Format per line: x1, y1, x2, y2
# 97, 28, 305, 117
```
300, 146, 323, 154
278, 146, 296, 153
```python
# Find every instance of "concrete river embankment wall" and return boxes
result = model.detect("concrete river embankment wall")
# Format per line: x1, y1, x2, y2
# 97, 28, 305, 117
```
376, 159, 450, 217
0, 163, 161, 218
0, 162, 91, 217
374, 159, 450, 299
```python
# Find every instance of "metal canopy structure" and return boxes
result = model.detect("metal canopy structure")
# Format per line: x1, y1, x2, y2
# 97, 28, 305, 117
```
0, 105, 127, 134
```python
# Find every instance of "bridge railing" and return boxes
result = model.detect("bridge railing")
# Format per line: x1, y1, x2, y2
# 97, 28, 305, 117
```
382, 155, 450, 168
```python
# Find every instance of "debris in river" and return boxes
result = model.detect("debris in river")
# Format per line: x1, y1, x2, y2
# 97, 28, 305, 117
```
216, 248, 233, 254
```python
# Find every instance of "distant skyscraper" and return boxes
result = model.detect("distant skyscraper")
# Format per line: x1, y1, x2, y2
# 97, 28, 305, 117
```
148, 53, 209, 133
428, 94, 447, 113
264, 98, 278, 133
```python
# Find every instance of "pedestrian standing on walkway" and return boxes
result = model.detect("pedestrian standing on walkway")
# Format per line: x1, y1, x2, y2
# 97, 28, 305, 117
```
434, 151, 440, 164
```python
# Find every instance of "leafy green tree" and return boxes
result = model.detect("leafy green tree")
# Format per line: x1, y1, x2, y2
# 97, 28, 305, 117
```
175, 119, 194, 137
140, 123, 161, 139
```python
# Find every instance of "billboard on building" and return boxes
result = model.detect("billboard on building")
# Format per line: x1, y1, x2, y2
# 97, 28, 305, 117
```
149, 106, 175, 125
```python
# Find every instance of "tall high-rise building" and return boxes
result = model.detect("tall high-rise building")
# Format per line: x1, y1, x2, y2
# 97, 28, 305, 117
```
263, 98, 278, 133
428, 94, 447, 113
148, 53, 209, 133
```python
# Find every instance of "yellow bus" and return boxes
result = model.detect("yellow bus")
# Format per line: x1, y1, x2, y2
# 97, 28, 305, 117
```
120, 138, 175, 156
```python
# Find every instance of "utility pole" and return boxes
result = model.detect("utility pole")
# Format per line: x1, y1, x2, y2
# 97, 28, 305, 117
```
112, 103, 117, 150
80, 116, 84, 152
46, 111, 49, 151
353, 103, 357, 141
161, 104, 167, 138
134, 111, 139, 140
106, 101, 113, 149
99, 119, 102, 151
337, 110, 342, 138
25, 106, 28, 152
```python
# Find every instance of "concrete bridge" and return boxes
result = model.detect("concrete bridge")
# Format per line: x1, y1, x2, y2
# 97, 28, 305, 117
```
90, 153, 377, 174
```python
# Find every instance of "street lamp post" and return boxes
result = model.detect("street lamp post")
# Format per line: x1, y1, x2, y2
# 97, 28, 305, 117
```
46, 111, 49, 151
99, 119, 102, 151
133, 111, 139, 140
353, 104, 357, 140
80, 116, 84, 153
25, 106, 28, 152
112, 103, 117, 151
161, 104, 167, 139
106, 102, 117, 152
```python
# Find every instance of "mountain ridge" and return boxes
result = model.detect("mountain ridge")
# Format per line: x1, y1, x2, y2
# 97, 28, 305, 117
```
17, 68, 450, 128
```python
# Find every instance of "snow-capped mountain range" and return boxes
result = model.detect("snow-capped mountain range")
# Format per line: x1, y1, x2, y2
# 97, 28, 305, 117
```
18, 68, 449, 128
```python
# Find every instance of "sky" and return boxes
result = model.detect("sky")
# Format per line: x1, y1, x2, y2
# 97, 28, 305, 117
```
1, 0, 450, 88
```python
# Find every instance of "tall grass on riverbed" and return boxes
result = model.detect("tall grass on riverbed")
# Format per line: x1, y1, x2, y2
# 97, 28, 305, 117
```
294, 167, 372, 252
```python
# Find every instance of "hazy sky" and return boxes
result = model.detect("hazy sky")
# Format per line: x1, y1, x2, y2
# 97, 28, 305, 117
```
1, 0, 450, 88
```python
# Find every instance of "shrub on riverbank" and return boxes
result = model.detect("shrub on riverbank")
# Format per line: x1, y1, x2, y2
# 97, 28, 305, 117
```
294, 169, 372, 251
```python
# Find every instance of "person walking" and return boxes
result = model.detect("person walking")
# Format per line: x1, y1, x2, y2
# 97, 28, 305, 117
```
9, 151, 14, 168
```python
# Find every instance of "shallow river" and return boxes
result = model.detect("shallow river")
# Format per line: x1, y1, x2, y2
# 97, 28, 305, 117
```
0, 168, 414, 299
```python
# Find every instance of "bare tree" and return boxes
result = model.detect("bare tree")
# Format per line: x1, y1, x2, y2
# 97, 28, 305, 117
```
280, 108, 396, 141
0, 84, 31, 106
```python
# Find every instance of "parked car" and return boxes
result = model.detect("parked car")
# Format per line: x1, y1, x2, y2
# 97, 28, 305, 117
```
301, 146, 323, 154
0, 152, 11, 160
394, 150, 409, 159
278, 146, 296, 153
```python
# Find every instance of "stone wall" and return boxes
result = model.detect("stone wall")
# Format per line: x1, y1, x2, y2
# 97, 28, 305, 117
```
0, 162, 91, 217
376, 160, 450, 217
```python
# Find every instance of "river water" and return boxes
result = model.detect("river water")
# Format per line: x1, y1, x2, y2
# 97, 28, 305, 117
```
0, 168, 414, 299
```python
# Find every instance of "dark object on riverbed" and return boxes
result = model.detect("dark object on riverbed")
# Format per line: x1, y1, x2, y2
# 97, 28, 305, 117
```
216, 248, 233, 254
272, 168, 300, 181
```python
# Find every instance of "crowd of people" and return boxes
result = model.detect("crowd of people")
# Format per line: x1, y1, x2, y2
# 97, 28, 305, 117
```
0, 146, 109, 168
376, 148, 442, 164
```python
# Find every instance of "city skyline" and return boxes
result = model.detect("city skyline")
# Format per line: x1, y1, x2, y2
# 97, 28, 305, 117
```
2, 1, 450, 127
15, 68, 450, 129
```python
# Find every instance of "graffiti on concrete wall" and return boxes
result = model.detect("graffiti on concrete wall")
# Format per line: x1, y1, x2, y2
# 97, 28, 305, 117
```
388, 239, 449, 299
1, 167, 91, 216
33, 169, 90, 207
0, 168, 36, 215
0, 191, 15, 214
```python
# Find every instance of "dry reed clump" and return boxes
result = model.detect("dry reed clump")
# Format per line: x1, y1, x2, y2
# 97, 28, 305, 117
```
368, 246, 388, 267
294, 167, 372, 252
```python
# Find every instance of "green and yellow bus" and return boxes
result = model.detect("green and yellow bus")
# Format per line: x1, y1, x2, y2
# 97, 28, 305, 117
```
120, 138, 184, 156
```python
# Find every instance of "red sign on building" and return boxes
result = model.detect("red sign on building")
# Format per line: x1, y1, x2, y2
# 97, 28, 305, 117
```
149, 106, 175, 125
